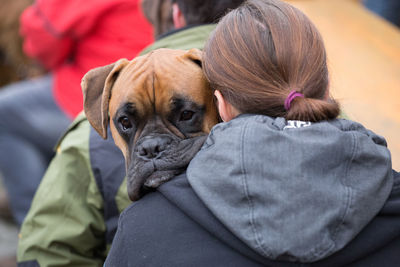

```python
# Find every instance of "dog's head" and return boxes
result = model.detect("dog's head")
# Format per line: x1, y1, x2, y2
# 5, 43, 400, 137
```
82, 48, 218, 201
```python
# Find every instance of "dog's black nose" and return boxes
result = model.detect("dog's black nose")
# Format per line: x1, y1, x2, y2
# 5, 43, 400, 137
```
136, 135, 173, 159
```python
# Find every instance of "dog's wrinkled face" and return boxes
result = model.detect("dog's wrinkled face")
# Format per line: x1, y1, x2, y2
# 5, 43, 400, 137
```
82, 48, 218, 201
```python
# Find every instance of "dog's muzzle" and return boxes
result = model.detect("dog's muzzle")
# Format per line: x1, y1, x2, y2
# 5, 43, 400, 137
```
136, 134, 173, 160
127, 134, 207, 201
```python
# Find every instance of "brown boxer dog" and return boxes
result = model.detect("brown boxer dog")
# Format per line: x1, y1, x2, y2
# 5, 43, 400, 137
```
82, 48, 218, 201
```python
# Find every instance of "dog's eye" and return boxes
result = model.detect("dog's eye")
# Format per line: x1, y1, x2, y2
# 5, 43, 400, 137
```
180, 110, 194, 121
118, 116, 132, 130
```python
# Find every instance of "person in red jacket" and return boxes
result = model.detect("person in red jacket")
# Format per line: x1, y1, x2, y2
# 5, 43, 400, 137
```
0, 0, 153, 225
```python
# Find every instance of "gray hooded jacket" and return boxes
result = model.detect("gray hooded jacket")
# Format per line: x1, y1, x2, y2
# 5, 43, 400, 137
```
187, 115, 393, 263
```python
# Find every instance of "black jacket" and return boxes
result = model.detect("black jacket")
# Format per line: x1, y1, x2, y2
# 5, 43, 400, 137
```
105, 170, 400, 267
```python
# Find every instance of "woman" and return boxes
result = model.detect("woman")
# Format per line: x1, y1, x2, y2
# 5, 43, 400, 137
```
105, 0, 400, 266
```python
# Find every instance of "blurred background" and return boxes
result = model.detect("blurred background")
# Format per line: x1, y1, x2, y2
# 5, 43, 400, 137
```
1, 0, 42, 266
0, 0, 399, 266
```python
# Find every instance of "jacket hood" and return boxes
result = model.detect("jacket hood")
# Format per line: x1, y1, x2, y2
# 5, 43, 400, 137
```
187, 114, 393, 263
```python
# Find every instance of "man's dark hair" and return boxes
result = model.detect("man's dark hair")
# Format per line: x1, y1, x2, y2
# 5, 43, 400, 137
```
172, 0, 245, 25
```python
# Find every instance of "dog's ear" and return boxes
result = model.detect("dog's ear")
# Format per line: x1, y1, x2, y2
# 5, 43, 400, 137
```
82, 58, 129, 139
183, 48, 203, 68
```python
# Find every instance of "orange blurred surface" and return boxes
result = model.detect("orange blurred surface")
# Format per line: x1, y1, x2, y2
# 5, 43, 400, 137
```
287, 0, 400, 169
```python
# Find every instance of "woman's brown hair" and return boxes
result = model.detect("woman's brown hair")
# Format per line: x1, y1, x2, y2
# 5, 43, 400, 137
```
203, 0, 340, 122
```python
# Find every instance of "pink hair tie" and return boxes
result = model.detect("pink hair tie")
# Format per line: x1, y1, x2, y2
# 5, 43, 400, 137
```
284, 90, 304, 111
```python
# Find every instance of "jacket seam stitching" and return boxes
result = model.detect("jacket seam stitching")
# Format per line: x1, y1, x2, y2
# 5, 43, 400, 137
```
34, 4, 65, 39
331, 131, 357, 246
239, 120, 272, 258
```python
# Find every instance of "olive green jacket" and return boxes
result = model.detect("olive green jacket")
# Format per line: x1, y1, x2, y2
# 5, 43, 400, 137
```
17, 24, 216, 267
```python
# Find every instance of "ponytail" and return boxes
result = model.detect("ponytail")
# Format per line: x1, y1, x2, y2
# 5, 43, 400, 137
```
203, 0, 341, 122
285, 97, 340, 122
